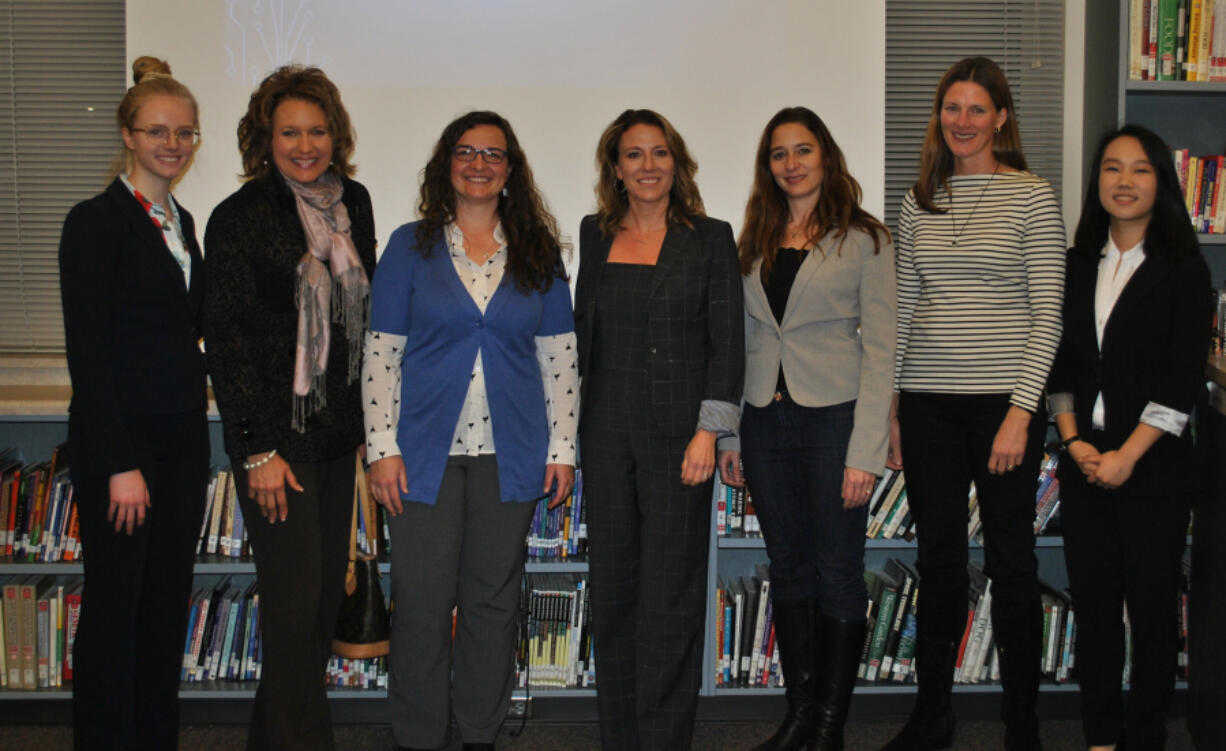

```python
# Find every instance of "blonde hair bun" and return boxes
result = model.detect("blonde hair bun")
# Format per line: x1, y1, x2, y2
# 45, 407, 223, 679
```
131, 56, 172, 85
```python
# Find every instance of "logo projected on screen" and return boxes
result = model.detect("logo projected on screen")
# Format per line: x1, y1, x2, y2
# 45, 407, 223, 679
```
225, 0, 331, 84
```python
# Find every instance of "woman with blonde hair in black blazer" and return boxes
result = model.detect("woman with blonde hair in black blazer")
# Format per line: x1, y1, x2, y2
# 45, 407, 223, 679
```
1049, 124, 1210, 751
718, 106, 897, 751
59, 56, 207, 751
575, 108, 743, 751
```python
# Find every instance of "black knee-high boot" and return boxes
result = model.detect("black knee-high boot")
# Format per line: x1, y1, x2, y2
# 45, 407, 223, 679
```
811, 615, 867, 751
880, 635, 957, 751
752, 599, 820, 751
993, 593, 1043, 751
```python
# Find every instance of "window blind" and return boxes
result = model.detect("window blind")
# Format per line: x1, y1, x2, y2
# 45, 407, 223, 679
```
0, 0, 124, 354
884, 0, 1066, 229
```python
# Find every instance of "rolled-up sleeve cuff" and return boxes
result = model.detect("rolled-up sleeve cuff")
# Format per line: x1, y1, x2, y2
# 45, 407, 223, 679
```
717, 434, 741, 453
1140, 402, 1189, 437
1047, 392, 1074, 416
698, 399, 740, 437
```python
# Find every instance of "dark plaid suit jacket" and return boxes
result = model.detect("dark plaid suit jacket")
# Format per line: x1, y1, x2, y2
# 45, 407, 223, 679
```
574, 213, 744, 438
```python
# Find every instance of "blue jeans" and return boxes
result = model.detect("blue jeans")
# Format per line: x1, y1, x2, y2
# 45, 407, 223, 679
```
740, 395, 868, 620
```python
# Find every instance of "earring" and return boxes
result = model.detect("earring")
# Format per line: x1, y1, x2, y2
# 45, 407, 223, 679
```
616, 179, 626, 194
502, 186, 509, 198
995, 126, 1001, 135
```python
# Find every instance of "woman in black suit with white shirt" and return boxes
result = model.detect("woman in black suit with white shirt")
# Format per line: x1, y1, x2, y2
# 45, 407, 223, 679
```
58, 56, 208, 751
1048, 124, 1211, 751
574, 108, 743, 751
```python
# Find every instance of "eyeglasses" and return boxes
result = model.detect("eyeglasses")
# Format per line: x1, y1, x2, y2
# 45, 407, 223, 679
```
130, 126, 201, 146
453, 145, 507, 164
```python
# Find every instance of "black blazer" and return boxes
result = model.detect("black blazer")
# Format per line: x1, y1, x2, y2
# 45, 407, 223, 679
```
574, 214, 744, 437
204, 172, 377, 464
59, 178, 207, 477
1047, 243, 1211, 495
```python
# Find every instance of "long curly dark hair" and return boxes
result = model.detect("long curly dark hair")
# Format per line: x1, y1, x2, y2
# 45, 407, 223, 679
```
1073, 125, 1199, 264
415, 111, 567, 293
738, 106, 889, 279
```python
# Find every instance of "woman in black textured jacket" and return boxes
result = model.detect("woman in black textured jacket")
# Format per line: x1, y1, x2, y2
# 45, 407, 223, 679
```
204, 65, 376, 751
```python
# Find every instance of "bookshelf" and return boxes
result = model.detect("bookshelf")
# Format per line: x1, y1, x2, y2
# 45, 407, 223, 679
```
1084, 1, 1226, 282
0, 399, 598, 721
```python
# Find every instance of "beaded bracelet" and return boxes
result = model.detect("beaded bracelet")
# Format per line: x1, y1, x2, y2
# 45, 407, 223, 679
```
242, 449, 277, 470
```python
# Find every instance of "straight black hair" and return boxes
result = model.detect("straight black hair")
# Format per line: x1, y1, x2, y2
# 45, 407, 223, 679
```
1073, 124, 1198, 263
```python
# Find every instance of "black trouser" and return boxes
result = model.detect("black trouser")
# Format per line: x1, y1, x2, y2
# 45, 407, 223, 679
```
1061, 456, 1190, 748
73, 411, 210, 751
897, 392, 1044, 730
582, 417, 712, 750
233, 449, 356, 751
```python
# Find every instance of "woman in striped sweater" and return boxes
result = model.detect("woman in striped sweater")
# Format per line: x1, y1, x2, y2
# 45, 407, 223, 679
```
882, 57, 1066, 751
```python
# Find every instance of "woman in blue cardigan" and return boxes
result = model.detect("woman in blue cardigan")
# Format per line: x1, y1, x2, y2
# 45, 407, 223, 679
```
364, 111, 578, 751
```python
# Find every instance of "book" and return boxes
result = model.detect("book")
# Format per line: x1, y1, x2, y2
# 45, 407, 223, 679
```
3, 576, 21, 687
880, 559, 917, 679
863, 569, 900, 682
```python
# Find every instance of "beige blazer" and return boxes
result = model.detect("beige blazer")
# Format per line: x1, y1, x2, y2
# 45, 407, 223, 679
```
741, 227, 896, 473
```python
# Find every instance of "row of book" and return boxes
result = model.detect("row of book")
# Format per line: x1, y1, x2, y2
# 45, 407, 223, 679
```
714, 556, 1191, 690
0, 447, 80, 563
525, 470, 588, 560
197, 470, 250, 558
1176, 151, 1226, 234
1, 575, 80, 689
716, 482, 761, 537
181, 576, 261, 683
718, 457, 1064, 544
1129, 0, 1226, 81
515, 574, 595, 689
326, 654, 387, 690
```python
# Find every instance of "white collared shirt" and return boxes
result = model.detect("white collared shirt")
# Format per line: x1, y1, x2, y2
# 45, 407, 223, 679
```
1091, 236, 1187, 435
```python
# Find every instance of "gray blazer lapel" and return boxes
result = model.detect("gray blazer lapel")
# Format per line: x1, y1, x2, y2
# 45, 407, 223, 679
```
780, 240, 831, 329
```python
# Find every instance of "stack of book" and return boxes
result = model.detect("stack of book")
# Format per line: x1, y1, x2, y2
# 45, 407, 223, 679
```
515, 573, 594, 689
525, 469, 587, 560
714, 557, 1191, 689
326, 655, 387, 690
0, 575, 81, 689
1174, 150, 1226, 234
195, 470, 249, 558
1129, 0, 1226, 81
181, 576, 261, 683
0, 446, 81, 563
714, 563, 782, 688
716, 481, 759, 538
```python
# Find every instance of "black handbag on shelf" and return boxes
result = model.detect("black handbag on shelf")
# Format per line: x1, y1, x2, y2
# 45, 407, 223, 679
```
332, 456, 390, 659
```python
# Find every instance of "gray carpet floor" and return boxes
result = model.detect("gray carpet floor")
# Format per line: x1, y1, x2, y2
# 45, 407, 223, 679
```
0, 720, 1198, 750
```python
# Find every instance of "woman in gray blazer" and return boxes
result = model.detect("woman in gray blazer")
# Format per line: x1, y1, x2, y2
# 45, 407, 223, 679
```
718, 107, 898, 751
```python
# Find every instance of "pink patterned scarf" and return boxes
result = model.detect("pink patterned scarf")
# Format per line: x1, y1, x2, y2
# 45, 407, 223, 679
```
283, 171, 370, 432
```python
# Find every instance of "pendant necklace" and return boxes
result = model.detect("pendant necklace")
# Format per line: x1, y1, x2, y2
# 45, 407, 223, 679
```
949, 162, 999, 247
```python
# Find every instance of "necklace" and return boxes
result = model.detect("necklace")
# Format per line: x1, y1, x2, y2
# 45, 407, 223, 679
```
949, 162, 999, 247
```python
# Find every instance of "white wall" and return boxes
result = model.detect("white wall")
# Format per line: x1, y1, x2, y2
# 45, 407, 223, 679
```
127, 0, 886, 259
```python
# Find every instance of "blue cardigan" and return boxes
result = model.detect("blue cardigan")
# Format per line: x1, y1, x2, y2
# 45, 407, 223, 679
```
370, 221, 575, 504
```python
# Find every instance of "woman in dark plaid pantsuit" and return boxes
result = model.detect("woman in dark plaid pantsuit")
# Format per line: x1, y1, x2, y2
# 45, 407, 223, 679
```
574, 109, 744, 751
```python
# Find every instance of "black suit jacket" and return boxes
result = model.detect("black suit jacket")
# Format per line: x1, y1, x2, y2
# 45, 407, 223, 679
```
59, 177, 207, 477
574, 214, 744, 437
204, 172, 377, 464
1048, 243, 1211, 495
